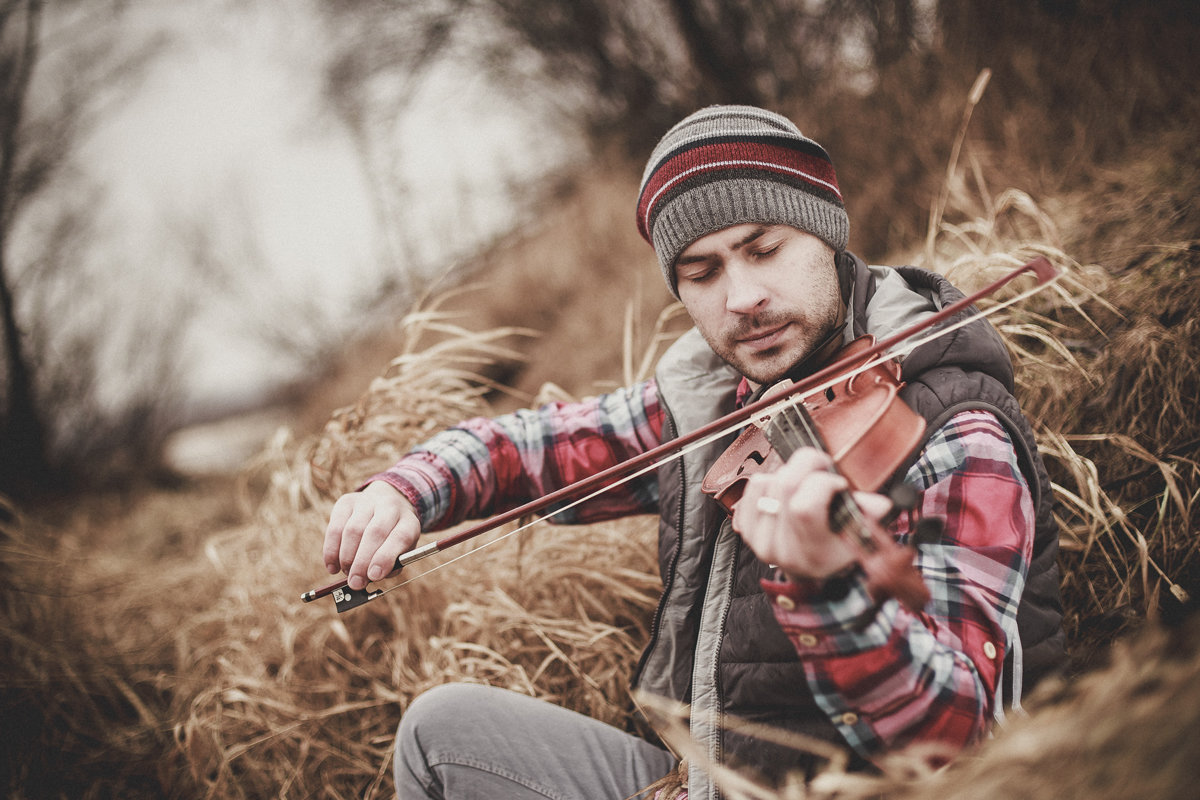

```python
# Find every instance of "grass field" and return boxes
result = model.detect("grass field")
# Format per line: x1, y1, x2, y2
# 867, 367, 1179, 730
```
4, 54, 1200, 800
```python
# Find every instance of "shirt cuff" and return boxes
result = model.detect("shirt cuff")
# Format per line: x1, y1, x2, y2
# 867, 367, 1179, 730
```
363, 470, 434, 529
759, 566, 894, 652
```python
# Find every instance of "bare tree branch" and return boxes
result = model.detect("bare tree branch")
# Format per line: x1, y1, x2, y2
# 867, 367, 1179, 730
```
0, 0, 49, 490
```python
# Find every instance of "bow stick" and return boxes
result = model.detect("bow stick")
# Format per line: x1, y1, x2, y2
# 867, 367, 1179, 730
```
303, 256, 1059, 612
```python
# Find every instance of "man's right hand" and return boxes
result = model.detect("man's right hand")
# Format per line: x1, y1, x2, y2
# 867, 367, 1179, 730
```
323, 480, 422, 590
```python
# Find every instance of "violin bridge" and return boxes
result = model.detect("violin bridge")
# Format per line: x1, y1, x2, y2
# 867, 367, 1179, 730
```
332, 585, 383, 613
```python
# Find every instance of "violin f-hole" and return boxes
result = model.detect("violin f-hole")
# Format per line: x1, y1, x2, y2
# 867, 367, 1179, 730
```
739, 452, 768, 471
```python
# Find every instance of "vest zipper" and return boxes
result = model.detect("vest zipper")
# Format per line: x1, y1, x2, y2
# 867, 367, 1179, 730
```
631, 406, 687, 688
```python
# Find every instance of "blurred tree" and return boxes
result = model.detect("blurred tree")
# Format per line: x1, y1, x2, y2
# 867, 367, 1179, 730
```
314, 0, 1199, 263
0, 1, 168, 493
315, 1, 935, 156
477, 0, 864, 151
315, 0, 473, 296
312, 0, 938, 264
0, 0, 48, 490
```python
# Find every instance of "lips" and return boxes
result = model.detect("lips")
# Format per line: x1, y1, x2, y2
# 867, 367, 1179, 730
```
736, 322, 791, 352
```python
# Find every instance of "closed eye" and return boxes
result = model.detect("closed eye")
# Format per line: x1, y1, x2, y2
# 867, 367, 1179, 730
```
750, 242, 783, 260
677, 263, 717, 284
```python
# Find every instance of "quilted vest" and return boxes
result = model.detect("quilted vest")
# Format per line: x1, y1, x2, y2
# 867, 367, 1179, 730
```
631, 254, 1065, 799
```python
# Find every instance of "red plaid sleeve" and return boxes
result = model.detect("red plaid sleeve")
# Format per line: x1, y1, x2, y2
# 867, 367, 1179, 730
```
370, 380, 664, 529
760, 410, 1034, 762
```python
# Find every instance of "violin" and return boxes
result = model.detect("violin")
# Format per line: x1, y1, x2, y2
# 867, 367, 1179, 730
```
702, 335, 926, 509
302, 257, 1057, 613
700, 335, 933, 612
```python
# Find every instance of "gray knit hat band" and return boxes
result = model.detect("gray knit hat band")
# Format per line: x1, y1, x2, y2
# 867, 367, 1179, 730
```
636, 105, 849, 297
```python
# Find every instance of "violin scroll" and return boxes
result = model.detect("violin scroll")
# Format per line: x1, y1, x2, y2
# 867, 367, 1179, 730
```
843, 510, 932, 614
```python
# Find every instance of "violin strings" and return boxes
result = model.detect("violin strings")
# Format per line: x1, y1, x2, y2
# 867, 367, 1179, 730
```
769, 405, 874, 544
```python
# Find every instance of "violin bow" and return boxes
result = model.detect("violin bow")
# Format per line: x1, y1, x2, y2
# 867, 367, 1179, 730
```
303, 256, 1059, 612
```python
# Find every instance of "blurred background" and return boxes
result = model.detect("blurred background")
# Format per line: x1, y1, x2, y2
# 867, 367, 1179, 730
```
1, 0, 583, 487
3, 2, 1199, 798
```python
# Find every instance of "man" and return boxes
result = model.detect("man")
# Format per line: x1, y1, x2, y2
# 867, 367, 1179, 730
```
322, 105, 1066, 799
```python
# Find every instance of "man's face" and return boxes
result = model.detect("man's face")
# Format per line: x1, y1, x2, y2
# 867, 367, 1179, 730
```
675, 224, 842, 385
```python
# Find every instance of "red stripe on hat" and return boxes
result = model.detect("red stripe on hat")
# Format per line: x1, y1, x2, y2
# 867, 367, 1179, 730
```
637, 140, 841, 240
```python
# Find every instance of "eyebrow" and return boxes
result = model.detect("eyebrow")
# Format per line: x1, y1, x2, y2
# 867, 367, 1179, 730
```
676, 225, 770, 266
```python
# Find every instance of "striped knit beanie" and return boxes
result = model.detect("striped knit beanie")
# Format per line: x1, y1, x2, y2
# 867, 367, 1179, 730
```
636, 105, 849, 297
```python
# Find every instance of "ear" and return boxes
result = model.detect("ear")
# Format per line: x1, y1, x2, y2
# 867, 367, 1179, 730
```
836, 250, 854, 304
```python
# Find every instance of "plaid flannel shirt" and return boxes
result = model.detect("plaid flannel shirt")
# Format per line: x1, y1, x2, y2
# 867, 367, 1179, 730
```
371, 380, 1033, 762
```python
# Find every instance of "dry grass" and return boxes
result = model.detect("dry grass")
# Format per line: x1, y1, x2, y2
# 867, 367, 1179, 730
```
645, 612, 1200, 800
430, 167, 684, 405
0, 303, 665, 798
4, 69, 1200, 800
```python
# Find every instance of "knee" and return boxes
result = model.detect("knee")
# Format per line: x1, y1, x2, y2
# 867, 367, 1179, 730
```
397, 683, 497, 755
400, 684, 479, 736
396, 684, 490, 795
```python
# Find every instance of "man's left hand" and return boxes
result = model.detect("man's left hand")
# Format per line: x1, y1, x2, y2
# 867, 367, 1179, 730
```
731, 448, 891, 581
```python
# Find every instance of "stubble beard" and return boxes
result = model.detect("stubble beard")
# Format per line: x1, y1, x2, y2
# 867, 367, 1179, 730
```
707, 304, 843, 385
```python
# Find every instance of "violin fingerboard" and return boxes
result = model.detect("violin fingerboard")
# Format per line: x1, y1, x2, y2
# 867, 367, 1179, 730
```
763, 405, 825, 460
828, 492, 854, 533
765, 406, 870, 539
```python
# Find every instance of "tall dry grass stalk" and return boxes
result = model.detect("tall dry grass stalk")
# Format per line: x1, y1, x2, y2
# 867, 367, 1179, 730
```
911, 126, 1196, 653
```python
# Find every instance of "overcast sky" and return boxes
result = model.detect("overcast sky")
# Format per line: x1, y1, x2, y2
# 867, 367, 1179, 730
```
67, 2, 571, 415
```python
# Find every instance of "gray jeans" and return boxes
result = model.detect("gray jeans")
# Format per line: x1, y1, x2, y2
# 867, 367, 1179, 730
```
393, 683, 677, 799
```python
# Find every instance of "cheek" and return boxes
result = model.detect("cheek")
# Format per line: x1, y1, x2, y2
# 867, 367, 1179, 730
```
680, 296, 729, 343
679, 286, 714, 321
782, 267, 838, 317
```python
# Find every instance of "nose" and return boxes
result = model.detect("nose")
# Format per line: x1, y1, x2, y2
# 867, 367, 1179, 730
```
724, 261, 768, 314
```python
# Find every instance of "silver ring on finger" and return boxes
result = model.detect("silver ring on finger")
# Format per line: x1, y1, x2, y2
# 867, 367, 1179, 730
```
755, 496, 782, 515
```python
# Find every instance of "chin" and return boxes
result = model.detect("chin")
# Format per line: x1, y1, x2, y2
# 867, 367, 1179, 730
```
745, 341, 813, 379
711, 336, 805, 385
733, 355, 791, 385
